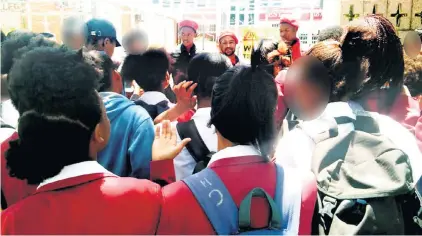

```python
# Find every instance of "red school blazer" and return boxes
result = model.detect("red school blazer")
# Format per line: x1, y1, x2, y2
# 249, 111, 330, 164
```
1, 131, 38, 208
154, 156, 316, 235
1, 173, 162, 235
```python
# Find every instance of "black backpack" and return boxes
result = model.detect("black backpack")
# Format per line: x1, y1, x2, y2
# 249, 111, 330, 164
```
134, 100, 170, 120
176, 120, 215, 174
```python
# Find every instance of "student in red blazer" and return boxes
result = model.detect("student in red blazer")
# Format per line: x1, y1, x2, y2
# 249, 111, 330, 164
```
151, 51, 317, 235
1, 47, 188, 234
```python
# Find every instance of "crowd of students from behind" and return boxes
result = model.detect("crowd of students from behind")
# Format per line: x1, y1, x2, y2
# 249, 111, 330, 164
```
0, 14, 422, 235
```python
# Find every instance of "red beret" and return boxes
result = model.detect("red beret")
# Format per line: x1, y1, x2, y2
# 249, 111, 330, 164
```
218, 31, 239, 44
280, 18, 299, 30
179, 20, 199, 32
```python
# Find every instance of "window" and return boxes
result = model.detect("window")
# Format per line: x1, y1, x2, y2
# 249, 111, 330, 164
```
248, 13, 254, 25
162, 0, 170, 7
239, 14, 244, 25
230, 13, 236, 25
312, 34, 318, 44
272, 23, 279, 28
152, 0, 159, 4
230, 6, 236, 11
299, 33, 308, 44
197, 0, 206, 7
209, 24, 216, 32
239, 7, 245, 12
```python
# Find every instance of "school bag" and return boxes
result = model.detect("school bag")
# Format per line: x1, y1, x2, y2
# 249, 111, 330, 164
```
134, 100, 170, 120
298, 110, 422, 235
182, 164, 317, 235
176, 120, 215, 174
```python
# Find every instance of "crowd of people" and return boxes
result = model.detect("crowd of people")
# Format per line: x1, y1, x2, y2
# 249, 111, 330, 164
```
0, 13, 422, 235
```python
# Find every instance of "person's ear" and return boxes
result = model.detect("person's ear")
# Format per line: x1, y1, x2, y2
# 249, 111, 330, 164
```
194, 32, 198, 38
92, 123, 105, 144
163, 71, 170, 88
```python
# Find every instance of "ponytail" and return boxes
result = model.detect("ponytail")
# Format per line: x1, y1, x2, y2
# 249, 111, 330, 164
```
6, 111, 93, 184
209, 46, 277, 158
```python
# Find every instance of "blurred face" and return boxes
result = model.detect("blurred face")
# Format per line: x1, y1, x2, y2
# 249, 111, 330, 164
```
279, 23, 297, 43
180, 27, 196, 47
128, 40, 147, 54
219, 36, 236, 56
284, 68, 329, 121
68, 33, 85, 50
404, 32, 422, 59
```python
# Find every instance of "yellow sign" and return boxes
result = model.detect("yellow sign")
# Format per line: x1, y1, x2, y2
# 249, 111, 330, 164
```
242, 29, 258, 59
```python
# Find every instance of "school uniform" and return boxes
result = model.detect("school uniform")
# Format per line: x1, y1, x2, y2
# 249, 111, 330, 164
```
358, 86, 421, 133
275, 101, 422, 182
173, 107, 217, 180
1, 161, 163, 234
155, 145, 316, 235
1, 131, 37, 209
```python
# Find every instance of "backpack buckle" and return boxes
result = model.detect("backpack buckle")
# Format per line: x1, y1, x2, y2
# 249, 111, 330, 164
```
320, 196, 337, 218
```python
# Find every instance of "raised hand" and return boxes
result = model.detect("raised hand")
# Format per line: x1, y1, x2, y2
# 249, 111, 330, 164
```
152, 120, 191, 161
173, 81, 197, 112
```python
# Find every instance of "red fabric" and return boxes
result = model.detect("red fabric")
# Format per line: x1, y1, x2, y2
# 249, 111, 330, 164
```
1, 173, 162, 234
1, 131, 38, 208
157, 156, 315, 235
291, 39, 301, 62
179, 20, 199, 32
280, 18, 299, 30
177, 109, 195, 123
361, 88, 421, 133
150, 159, 176, 185
298, 171, 317, 235
218, 31, 239, 44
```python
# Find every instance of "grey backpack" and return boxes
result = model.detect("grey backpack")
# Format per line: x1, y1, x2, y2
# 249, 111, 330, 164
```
299, 111, 422, 235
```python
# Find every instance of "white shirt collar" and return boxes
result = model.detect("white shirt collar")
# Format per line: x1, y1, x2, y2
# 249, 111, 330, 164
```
191, 107, 211, 120
207, 145, 260, 167
38, 161, 115, 189
321, 101, 364, 119
140, 91, 169, 105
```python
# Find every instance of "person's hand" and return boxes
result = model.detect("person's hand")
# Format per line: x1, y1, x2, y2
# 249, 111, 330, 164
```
174, 81, 197, 112
132, 80, 144, 97
152, 120, 191, 161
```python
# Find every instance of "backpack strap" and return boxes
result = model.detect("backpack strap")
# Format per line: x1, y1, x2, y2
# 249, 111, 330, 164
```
176, 120, 212, 168
353, 111, 381, 134
274, 164, 303, 234
0, 118, 14, 130
182, 168, 239, 235
134, 100, 170, 120
298, 171, 318, 235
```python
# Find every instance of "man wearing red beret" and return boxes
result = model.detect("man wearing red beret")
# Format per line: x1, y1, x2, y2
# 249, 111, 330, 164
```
218, 31, 244, 66
268, 18, 302, 63
170, 20, 200, 85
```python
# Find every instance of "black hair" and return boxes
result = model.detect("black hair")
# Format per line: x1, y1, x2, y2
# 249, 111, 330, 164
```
83, 50, 113, 92
6, 47, 101, 185
341, 15, 404, 111
404, 54, 422, 97
187, 53, 231, 99
6, 30, 32, 40
317, 25, 343, 42
209, 47, 277, 159
1, 31, 39, 74
121, 49, 170, 92
40, 32, 55, 39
